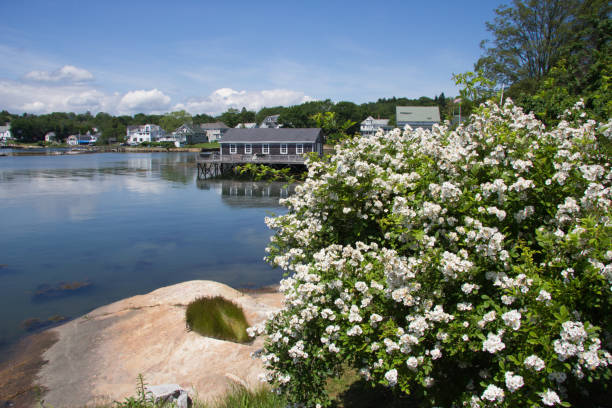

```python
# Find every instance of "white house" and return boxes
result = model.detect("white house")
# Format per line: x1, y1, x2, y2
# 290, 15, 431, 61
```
360, 116, 390, 137
259, 114, 281, 129
126, 124, 165, 145
235, 123, 257, 129
0, 123, 12, 142
66, 133, 97, 146
199, 122, 229, 142
44, 131, 58, 143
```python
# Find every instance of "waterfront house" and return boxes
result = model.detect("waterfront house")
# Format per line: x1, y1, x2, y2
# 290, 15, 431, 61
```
396, 106, 440, 130
44, 132, 58, 143
66, 133, 97, 146
259, 114, 281, 129
219, 128, 323, 157
360, 116, 390, 137
169, 123, 208, 145
126, 124, 165, 145
0, 123, 11, 142
199, 122, 229, 142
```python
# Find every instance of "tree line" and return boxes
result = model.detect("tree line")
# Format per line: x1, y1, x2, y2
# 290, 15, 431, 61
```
1, 94, 453, 144
475, 0, 610, 123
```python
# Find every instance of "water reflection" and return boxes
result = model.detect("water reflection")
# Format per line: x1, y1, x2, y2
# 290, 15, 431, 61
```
197, 179, 294, 208
0, 152, 285, 359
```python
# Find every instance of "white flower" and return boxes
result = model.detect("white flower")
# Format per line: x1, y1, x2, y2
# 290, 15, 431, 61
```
502, 310, 522, 330
384, 369, 398, 386
355, 281, 368, 293
481, 384, 505, 402
430, 348, 442, 360
461, 283, 478, 294
483, 332, 505, 353
536, 290, 552, 302
406, 356, 419, 369
504, 371, 524, 392
347, 325, 363, 336
541, 389, 561, 406
524, 354, 546, 371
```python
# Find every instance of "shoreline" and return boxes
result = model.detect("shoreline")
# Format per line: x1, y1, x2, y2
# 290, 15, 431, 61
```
1, 145, 202, 155
0, 280, 281, 408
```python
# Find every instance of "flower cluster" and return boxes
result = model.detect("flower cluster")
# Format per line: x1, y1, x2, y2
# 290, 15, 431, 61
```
252, 100, 611, 407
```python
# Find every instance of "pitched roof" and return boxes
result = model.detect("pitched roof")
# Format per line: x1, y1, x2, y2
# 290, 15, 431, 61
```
220, 128, 322, 143
361, 116, 389, 125
396, 106, 440, 123
199, 122, 229, 130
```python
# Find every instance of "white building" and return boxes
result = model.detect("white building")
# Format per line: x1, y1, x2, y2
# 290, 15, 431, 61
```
360, 116, 390, 137
44, 132, 58, 142
235, 123, 257, 129
126, 124, 165, 145
0, 123, 12, 142
259, 114, 281, 129
199, 122, 229, 142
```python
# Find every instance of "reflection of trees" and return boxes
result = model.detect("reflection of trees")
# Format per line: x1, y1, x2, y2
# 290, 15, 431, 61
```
159, 162, 194, 184
196, 180, 295, 208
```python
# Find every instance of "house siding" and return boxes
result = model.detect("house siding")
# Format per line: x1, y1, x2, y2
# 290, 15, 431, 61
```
221, 142, 316, 155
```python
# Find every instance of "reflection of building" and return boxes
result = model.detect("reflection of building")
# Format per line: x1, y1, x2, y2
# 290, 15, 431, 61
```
396, 106, 440, 130
360, 116, 390, 136
195, 180, 294, 208
126, 124, 165, 145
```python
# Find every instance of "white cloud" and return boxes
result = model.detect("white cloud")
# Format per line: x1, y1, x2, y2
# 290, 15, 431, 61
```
0, 79, 114, 113
117, 89, 171, 114
24, 65, 94, 83
174, 88, 313, 115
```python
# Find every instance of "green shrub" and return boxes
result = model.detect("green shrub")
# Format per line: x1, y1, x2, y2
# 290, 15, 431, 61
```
251, 98, 612, 407
186, 296, 249, 343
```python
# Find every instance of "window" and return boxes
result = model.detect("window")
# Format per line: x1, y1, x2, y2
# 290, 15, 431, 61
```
262, 144, 269, 154
296, 144, 303, 154
229, 144, 237, 154
280, 144, 288, 154
245, 144, 252, 154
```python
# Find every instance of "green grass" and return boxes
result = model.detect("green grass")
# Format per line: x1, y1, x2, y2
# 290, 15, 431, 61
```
200, 386, 286, 408
185, 296, 249, 343
104, 376, 285, 408
186, 142, 220, 149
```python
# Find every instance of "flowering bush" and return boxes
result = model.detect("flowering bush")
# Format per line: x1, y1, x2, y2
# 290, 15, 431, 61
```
248, 100, 612, 407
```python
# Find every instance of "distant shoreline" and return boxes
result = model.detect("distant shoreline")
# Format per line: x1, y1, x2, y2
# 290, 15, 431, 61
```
1, 145, 202, 155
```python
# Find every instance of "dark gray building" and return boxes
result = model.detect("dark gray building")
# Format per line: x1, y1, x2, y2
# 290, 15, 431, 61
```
219, 128, 323, 157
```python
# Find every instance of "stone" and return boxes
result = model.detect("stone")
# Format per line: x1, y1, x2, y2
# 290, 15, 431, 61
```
146, 384, 191, 408
33, 280, 283, 407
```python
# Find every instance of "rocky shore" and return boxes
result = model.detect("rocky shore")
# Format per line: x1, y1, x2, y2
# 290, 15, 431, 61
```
0, 280, 282, 407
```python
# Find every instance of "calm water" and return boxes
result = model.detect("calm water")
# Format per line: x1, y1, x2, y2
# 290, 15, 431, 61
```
0, 152, 289, 358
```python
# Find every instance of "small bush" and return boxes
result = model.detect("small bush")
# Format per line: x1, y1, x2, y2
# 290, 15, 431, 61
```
186, 296, 249, 343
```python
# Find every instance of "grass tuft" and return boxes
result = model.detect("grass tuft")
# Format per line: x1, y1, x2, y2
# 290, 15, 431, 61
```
185, 296, 249, 343
203, 385, 286, 408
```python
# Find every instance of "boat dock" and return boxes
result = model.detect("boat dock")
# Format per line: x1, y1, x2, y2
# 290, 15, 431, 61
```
196, 151, 306, 179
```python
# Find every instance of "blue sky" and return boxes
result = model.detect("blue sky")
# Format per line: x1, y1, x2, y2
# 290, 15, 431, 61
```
0, 0, 499, 115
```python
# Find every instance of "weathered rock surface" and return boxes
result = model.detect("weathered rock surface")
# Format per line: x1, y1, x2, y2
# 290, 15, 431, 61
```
35, 280, 282, 408
146, 384, 190, 408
